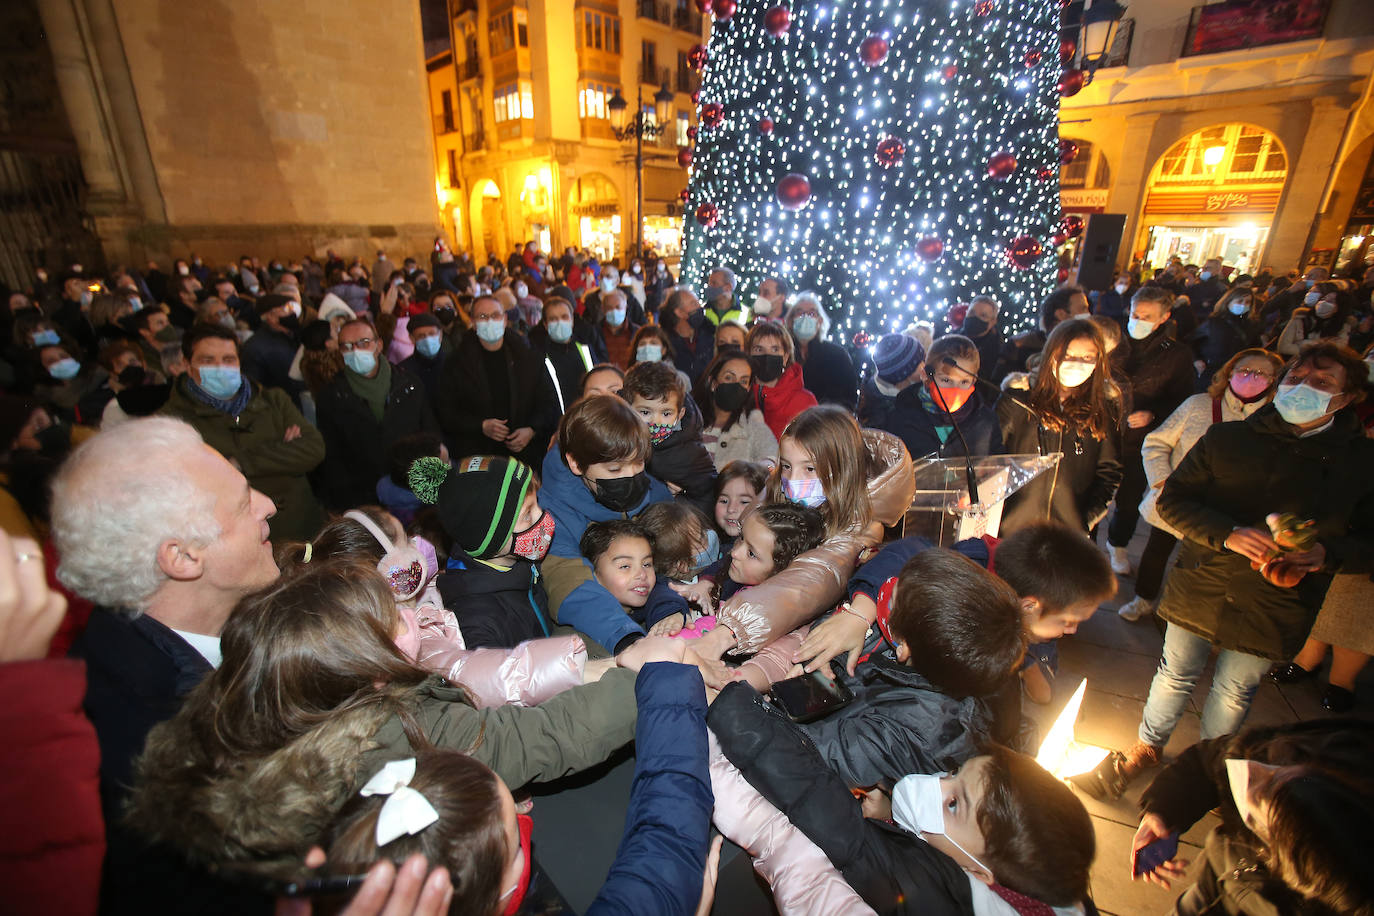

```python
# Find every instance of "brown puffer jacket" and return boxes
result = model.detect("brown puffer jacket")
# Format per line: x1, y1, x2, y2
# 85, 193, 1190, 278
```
716, 428, 915, 653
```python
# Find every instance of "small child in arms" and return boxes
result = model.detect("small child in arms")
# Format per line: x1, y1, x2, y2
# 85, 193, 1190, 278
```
581, 519, 691, 635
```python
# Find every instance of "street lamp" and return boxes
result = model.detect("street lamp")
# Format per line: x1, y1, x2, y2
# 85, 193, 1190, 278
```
1063, 0, 1128, 85
607, 83, 676, 259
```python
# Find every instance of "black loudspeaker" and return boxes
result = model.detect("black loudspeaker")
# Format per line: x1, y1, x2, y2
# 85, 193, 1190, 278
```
1073, 213, 1127, 292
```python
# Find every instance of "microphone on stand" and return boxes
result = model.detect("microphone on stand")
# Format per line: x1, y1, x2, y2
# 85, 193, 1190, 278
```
926, 371, 980, 507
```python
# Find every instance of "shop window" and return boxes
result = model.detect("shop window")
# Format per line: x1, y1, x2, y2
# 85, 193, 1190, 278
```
1059, 139, 1095, 189
1153, 124, 1287, 185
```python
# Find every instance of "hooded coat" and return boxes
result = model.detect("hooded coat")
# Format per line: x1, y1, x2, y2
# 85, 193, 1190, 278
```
647, 404, 718, 515
435, 552, 558, 649
754, 361, 820, 441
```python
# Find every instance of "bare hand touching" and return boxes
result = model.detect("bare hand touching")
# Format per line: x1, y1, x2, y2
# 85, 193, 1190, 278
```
275, 851, 452, 916
283, 424, 302, 443
0, 532, 66, 663
1224, 527, 1280, 565
481, 418, 511, 442
795, 597, 874, 677
504, 426, 534, 452
1129, 814, 1189, 889
669, 579, 716, 611
615, 634, 688, 671
648, 613, 685, 637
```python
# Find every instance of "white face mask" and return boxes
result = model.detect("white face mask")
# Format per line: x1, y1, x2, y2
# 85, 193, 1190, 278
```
793, 314, 820, 342
1114, 283, 1129, 295
892, 773, 992, 875
1225, 758, 1280, 839
753, 296, 774, 316
1126, 317, 1157, 340
1314, 301, 1336, 319
1304, 291, 1321, 306
1056, 361, 1095, 388
1228, 301, 1249, 316
874, 376, 903, 398
514, 283, 528, 298
1199, 271, 1212, 281
1273, 381, 1335, 426
600, 276, 617, 293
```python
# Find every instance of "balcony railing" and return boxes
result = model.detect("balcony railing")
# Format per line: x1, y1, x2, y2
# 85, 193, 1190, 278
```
463, 130, 486, 152
1180, 0, 1329, 58
640, 62, 670, 86
459, 57, 480, 80
673, 7, 703, 33
637, 0, 672, 26
434, 113, 458, 135
638, 1, 702, 33
1098, 17, 1133, 69
674, 67, 698, 94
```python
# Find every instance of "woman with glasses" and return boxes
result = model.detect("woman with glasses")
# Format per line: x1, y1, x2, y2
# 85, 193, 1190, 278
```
996, 318, 1123, 534
1117, 349, 1284, 622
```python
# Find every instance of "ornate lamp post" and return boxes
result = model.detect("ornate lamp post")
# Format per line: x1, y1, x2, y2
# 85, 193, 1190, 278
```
607, 83, 676, 258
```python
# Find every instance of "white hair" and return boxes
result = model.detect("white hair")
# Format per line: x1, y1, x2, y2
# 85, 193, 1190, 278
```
785, 291, 832, 339
970, 293, 1001, 314
710, 266, 737, 289
51, 417, 221, 616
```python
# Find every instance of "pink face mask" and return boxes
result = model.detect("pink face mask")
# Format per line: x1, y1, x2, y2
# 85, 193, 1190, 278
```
1229, 372, 1270, 401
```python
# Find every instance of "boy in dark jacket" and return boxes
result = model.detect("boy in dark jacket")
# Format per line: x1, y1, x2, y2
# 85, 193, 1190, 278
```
621, 360, 718, 515
580, 519, 689, 632
881, 334, 1003, 460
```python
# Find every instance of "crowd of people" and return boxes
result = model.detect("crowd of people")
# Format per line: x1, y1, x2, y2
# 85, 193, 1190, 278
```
2, 239, 1372, 916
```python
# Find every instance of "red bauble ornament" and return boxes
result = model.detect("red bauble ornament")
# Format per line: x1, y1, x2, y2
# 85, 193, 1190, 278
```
1024, 49, 1042, 67
915, 237, 945, 261
1058, 138, 1080, 165
775, 173, 811, 210
712, 0, 737, 21
1059, 37, 1077, 65
693, 0, 710, 12
695, 202, 719, 228
1058, 68, 1085, 98
691, 90, 701, 104
763, 5, 791, 36
1050, 232, 1068, 247
874, 135, 906, 168
758, 117, 775, 134
852, 331, 873, 349
688, 44, 708, 70
1059, 214, 1084, 238
678, 188, 689, 203
1036, 166, 1057, 181
1006, 236, 1044, 270
941, 64, 959, 79
859, 35, 889, 67
947, 302, 969, 327
677, 147, 694, 168
987, 151, 1018, 180
974, 0, 993, 16
701, 103, 724, 128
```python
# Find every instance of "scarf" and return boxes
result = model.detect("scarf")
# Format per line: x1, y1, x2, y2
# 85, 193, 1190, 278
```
343, 357, 392, 421
917, 386, 954, 445
185, 375, 252, 417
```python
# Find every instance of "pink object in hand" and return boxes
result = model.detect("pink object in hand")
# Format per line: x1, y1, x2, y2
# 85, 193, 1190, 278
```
673, 616, 718, 640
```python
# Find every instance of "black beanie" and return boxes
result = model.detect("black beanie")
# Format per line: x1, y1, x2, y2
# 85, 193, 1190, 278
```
409, 455, 533, 560
408, 313, 441, 333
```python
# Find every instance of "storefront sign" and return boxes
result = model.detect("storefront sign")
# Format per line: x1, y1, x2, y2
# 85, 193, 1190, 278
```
571, 201, 620, 217
1143, 188, 1281, 217
1060, 189, 1109, 212
1184, 0, 1328, 57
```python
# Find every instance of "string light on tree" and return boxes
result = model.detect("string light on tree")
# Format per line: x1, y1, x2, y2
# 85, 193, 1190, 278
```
679, 0, 1064, 339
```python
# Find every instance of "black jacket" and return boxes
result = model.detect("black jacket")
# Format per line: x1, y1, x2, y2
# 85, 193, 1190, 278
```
239, 326, 304, 403
648, 407, 718, 515
398, 344, 448, 420
1190, 314, 1261, 381
315, 363, 439, 509
1183, 276, 1229, 314
1119, 320, 1196, 444
992, 330, 1045, 383
435, 554, 557, 649
527, 326, 597, 414
879, 386, 1003, 461
669, 327, 715, 386
709, 682, 975, 916
797, 338, 859, 411
995, 390, 1123, 534
438, 330, 557, 465
1156, 405, 1374, 659
969, 328, 1003, 382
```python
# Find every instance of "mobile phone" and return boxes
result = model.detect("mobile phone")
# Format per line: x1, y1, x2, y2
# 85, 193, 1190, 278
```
1132, 832, 1179, 878
769, 669, 856, 723
210, 861, 371, 898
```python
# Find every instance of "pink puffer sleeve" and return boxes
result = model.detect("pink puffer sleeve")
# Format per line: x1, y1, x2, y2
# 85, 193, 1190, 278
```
716, 429, 914, 653
414, 607, 587, 708
730, 626, 809, 691
708, 734, 876, 916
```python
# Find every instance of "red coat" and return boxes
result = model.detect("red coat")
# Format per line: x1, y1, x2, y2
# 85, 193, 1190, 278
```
0, 659, 104, 915
755, 361, 819, 440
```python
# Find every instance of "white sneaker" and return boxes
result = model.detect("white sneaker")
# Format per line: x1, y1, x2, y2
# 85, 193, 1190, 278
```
1110, 546, 1132, 576
1118, 596, 1155, 622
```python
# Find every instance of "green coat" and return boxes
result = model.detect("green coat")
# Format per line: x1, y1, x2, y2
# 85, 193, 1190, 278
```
363, 667, 638, 790
160, 377, 325, 542
1157, 405, 1374, 660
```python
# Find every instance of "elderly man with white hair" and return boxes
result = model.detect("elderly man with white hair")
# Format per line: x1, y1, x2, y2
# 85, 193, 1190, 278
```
57, 417, 278, 822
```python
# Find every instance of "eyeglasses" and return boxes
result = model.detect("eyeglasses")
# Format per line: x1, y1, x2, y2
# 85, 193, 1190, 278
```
339, 337, 375, 352
1232, 369, 1274, 381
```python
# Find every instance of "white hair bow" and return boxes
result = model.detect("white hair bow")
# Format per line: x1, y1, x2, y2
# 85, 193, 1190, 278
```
360, 758, 439, 846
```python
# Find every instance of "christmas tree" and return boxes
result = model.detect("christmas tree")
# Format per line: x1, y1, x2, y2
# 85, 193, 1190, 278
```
679, 0, 1069, 343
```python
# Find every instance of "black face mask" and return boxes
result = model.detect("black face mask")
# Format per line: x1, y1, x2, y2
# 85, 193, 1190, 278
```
592, 472, 651, 513
117, 365, 147, 388
750, 353, 785, 384
960, 315, 990, 338
713, 381, 750, 412
279, 313, 301, 332
433, 306, 457, 325
36, 422, 70, 457
686, 309, 706, 331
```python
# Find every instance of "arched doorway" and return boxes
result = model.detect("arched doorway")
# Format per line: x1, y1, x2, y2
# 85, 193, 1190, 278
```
1138, 124, 1288, 275
568, 173, 622, 261
469, 179, 506, 263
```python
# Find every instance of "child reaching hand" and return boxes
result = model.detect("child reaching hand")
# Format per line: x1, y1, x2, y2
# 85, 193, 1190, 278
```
636, 501, 722, 633
581, 520, 692, 636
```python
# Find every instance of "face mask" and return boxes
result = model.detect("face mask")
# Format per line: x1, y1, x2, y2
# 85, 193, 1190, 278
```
433, 306, 456, 325
752, 296, 774, 317
593, 472, 651, 513
1229, 373, 1270, 401
631, 264, 642, 275
1127, 317, 1157, 340
1115, 282, 1130, 295
243, 276, 260, 294
514, 282, 528, 298
475, 319, 505, 343
177, 265, 190, 276
928, 381, 973, 413
414, 335, 441, 358
657, 263, 666, 274
31, 329, 60, 347
649, 418, 680, 445
605, 307, 627, 327
782, 475, 826, 508
600, 276, 617, 293
48, 357, 81, 380
1304, 291, 1321, 306
544, 319, 573, 344
511, 510, 556, 562
792, 314, 820, 342
704, 285, 725, 306
891, 773, 992, 875
36, 422, 71, 457
279, 313, 301, 332
874, 376, 903, 398
394, 604, 422, 661
1225, 758, 1280, 840
689, 528, 721, 576
1314, 301, 1336, 319
960, 315, 989, 338
1199, 271, 1212, 281
1228, 301, 1250, 317
750, 353, 785, 383
687, 309, 707, 331
126, 295, 142, 312
1056, 361, 1095, 388
498, 814, 534, 916
79, 291, 93, 308
117, 364, 147, 388
154, 325, 180, 343
197, 365, 243, 400
713, 381, 750, 412
1273, 381, 1335, 426
343, 348, 378, 375
636, 343, 663, 363
217, 313, 237, 330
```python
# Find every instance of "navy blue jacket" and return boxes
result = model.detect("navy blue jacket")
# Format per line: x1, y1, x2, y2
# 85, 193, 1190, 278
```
436, 553, 556, 648
240, 326, 304, 404
587, 662, 712, 916
648, 407, 718, 516
628, 579, 692, 630
878, 386, 1003, 462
